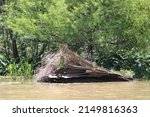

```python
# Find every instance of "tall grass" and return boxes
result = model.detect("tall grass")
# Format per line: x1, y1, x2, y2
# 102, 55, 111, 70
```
7, 61, 33, 81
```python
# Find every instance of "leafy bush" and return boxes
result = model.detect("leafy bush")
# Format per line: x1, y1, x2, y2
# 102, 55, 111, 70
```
96, 51, 150, 79
0, 58, 8, 75
7, 60, 33, 81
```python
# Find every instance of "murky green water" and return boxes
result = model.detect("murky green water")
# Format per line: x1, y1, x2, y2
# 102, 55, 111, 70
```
0, 80, 150, 100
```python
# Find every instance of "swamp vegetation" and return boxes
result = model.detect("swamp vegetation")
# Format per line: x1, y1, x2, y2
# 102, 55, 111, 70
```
0, 0, 150, 81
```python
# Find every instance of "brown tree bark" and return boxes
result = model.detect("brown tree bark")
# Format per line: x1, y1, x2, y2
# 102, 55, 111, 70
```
9, 30, 19, 61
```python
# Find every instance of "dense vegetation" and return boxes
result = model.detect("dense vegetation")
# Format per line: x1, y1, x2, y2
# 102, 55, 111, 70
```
0, 0, 150, 80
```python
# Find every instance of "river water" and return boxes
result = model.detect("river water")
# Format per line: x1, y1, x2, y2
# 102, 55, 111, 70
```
0, 80, 150, 100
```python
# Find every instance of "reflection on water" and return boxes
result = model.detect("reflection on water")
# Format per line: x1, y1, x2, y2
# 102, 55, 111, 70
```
0, 81, 150, 99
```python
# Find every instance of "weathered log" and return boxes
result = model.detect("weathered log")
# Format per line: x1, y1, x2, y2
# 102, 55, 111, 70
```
36, 45, 133, 83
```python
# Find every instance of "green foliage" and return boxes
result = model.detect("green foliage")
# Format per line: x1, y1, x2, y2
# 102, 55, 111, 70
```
99, 0, 150, 52
4, 0, 150, 53
7, 60, 33, 80
58, 59, 67, 68
0, 58, 8, 75
0, 0, 150, 80
96, 51, 150, 79
5, 0, 70, 41
7, 63, 18, 80
66, 0, 102, 54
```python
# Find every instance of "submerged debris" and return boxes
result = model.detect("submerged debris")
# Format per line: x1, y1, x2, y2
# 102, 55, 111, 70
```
36, 45, 133, 83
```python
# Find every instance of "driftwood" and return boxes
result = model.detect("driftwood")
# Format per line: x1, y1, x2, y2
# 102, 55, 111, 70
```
36, 45, 133, 83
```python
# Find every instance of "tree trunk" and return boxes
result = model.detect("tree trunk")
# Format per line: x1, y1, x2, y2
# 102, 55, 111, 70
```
87, 33, 94, 61
10, 30, 19, 62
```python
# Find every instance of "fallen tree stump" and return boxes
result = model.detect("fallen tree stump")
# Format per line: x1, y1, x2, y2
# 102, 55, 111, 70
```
36, 45, 133, 83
